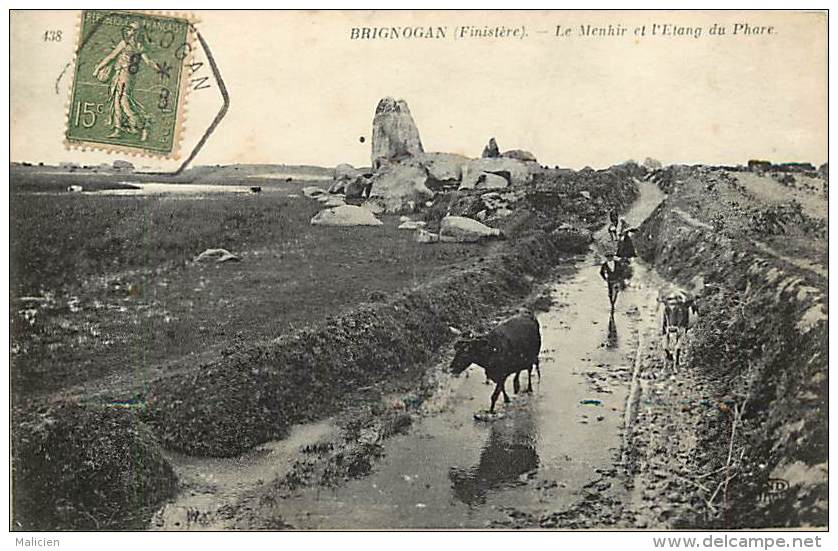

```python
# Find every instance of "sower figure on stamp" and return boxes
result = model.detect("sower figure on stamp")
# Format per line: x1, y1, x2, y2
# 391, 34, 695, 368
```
92, 21, 156, 141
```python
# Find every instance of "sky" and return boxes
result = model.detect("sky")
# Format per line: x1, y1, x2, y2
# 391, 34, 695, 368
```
10, 10, 827, 170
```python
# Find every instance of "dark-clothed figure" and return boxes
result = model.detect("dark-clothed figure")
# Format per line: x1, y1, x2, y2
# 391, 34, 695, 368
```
361, 173, 374, 198
617, 229, 637, 259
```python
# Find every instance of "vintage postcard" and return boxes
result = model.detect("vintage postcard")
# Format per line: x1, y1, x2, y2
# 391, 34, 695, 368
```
7, 8, 828, 541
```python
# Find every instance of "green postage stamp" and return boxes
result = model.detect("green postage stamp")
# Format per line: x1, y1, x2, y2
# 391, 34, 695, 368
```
66, 10, 194, 157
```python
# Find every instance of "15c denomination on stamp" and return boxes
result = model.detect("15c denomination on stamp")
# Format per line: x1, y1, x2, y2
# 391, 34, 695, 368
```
66, 10, 194, 158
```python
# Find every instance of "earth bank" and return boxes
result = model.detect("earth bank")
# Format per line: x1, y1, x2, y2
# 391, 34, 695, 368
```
632, 168, 827, 528
507, 166, 827, 529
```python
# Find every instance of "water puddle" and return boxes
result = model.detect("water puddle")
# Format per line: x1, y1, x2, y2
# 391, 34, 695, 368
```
249, 172, 331, 182
86, 183, 264, 196
151, 420, 338, 530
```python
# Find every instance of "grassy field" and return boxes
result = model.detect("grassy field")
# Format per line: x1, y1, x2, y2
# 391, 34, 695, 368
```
10, 163, 645, 400
10, 175, 487, 399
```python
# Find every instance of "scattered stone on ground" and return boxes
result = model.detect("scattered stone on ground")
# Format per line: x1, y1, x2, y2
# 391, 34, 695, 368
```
194, 248, 241, 263
310, 205, 384, 227
302, 186, 327, 198
439, 216, 503, 243
398, 220, 427, 231
414, 229, 440, 243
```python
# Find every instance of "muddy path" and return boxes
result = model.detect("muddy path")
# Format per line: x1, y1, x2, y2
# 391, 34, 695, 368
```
153, 180, 668, 530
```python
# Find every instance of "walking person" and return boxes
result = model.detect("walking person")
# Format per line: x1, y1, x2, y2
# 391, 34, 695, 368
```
660, 290, 697, 371
599, 253, 623, 312
607, 208, 619, 241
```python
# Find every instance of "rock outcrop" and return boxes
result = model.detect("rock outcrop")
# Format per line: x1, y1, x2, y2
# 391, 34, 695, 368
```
334, 163, 360, 181
475, 173, 510, 190
642, 157, 663, 171
344, 175, 372, 200
371, 97, 424, 169
328, 181, 346, 194
482, 137, 500, 158
416, 152, 470, 189
459, 157, 537, 189
368, 160, 434, 213
501, 149, 537, 163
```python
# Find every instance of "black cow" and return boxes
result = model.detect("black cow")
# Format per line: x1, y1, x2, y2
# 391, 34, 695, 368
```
449, 312, 542, 413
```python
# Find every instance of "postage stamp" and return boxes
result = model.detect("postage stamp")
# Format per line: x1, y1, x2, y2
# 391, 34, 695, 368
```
65, 10, 194, 157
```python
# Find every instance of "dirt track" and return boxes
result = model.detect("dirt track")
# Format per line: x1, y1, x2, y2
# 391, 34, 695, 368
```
152, 181, 674, 530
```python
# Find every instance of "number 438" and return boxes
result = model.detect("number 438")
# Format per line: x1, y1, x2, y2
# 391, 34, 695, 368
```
44, 30, 62, 41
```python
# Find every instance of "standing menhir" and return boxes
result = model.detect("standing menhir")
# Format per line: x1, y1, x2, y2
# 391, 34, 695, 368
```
449, 312, 542, 414
370, 97, 424, 170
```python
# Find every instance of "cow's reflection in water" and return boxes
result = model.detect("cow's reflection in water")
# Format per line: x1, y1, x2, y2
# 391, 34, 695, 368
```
606, 314, 619, 349
449, 413, 539, 506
